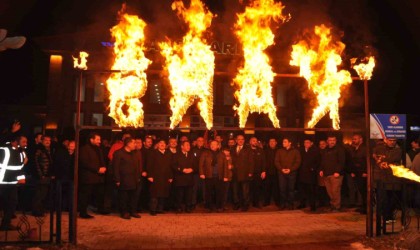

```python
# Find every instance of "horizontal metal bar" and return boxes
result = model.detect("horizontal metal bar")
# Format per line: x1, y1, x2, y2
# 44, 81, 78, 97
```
73, 69, 362, 81
78, 125, 363, 132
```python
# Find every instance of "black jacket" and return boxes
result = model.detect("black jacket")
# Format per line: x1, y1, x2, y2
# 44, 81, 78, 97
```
231, 145, 255, 182
349, 144, 367, 177
298, 146, 321, 184
53, 147, 74, 181
113, 148, 142, 190
148, 149, 174, 197
319, 145, 346, 176
250, 147, 266, 174
79, 143, 106, 184
172, 151, 196, 186
34, 144, 54, 180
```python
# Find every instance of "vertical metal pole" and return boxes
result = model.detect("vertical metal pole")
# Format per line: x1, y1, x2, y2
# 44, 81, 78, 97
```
364, 79, 373, 237
71, 70, 82, 244
49, 180, 55, 243
56, 181, 62, 243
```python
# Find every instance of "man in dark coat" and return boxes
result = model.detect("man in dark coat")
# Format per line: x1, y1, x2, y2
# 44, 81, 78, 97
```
263, 138, 280, 207
104, 132, 131, 214
147, 139, 173, 216
297, 138, 320, 211
78, 132, 106, 219
138, 136, 154, 212
53, 140, 75, 212
373, 138, 403, 223
231, 134, 254, 211
32, 135, 54, 217
172, 141, 196, 213
319, 135, 346, 212
199, 140, 229, 212
348, 133, 367, 214
113, 137, 142, 219
275, 137, 301, 210
249, 137, 266, 208
191, 136, 207, 210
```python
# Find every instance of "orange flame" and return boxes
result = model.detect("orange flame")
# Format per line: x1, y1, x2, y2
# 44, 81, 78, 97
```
159, 0, 215, 130
389, 165, 420, 183
73, 51, 89, 70
351, 56, 375, 80
290, 25, 352, 130
106, 9, 151, 128
233, 0, 289, 128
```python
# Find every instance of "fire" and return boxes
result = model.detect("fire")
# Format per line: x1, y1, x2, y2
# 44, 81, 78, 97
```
233, 0, 289, 128
159, 0, 215, 130
106, 7, 151, 128
290, 24, 352, 130
73, 51, 89, 70
389, 165, 420, 183
351, 56, 376, 80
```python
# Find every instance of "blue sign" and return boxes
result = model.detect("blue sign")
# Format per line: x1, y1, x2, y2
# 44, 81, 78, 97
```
370, 114, 406, 139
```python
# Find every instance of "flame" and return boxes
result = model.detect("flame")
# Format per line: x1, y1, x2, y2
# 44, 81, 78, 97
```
389, 165, 420, 183
73, 51, 89, 70
351, 56, 375, 80
106, 8, 151, 128
233, 0, 288, 128
290, 25, 352, 130
159, 0, 215, 130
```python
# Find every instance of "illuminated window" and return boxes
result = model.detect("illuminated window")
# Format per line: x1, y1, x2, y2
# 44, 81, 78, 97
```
94, 82, 105, 102
92, 113, 103, 126
276, 84, 286, 107
223, 82, 234, 105
149, 80, 162, 104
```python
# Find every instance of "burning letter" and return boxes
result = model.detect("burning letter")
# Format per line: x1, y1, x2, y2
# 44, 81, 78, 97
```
290, 25, 352, 130
106, 6, 152, 128
73, 51, 89, 70
233, 0, 289, 128
159, 0, 215, 130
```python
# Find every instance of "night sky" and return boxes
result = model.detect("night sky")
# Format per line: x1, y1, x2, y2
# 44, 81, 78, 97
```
0, 0, 419, 117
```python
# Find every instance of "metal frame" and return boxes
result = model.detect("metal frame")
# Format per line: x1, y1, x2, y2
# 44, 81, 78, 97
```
72, 69, 372, 244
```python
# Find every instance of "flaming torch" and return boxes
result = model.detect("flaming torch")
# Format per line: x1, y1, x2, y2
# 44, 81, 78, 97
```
389, 165, 420, 183
351, 56, 376, 80
159, 0, 215, 130
233, 0, 289, 128
373, 154, 420, 183
73, 51, 89, 70
290, 25, 352, 130
106, 7, 152, 128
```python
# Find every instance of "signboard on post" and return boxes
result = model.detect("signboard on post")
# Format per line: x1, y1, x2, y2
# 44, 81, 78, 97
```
370, 113, 406, 139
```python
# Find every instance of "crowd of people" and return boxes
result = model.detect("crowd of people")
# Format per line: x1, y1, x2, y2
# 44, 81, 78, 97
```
1, 120, 419, 231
